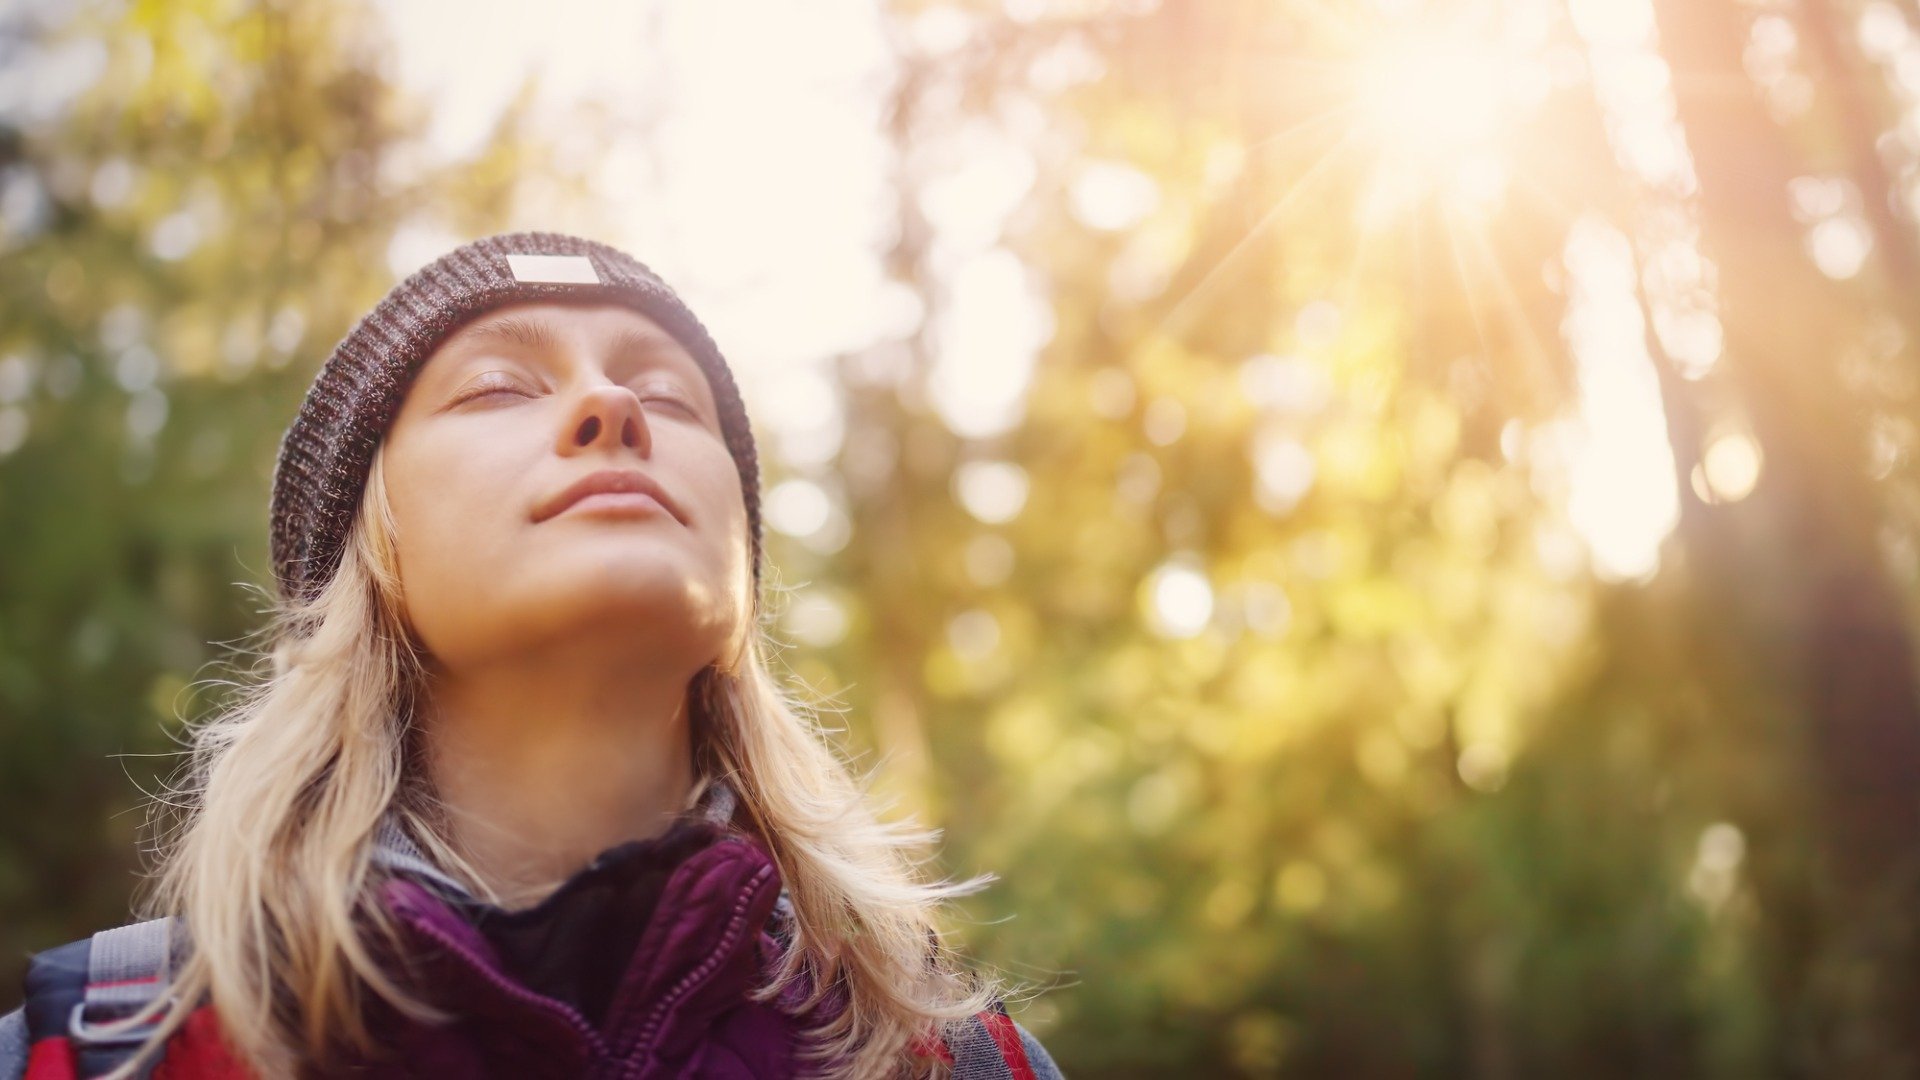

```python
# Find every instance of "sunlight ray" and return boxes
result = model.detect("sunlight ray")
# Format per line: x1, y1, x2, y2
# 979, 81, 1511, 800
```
1453, 209, 1566, 408
1441, 202, 1499, 374
1335, 148, 1399, 317
1243, 100, 1362, 159
1154, 133, 1363, 340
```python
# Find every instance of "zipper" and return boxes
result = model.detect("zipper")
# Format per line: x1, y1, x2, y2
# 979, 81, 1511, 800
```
616, 861, 776, 1079
402, 903, 612, 1063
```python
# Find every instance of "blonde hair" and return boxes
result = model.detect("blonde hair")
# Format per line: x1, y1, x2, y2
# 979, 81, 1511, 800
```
119, 446, 1004, 1078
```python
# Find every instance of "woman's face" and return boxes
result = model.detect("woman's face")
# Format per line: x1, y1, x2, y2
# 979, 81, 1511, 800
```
381, 300, 751, 674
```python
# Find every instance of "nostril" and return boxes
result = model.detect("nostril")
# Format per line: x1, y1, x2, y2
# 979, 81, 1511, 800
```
576, 415, 602, 444
621, 417, 639, 447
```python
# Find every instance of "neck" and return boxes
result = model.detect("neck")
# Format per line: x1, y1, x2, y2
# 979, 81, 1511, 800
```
421, 644, 701, 908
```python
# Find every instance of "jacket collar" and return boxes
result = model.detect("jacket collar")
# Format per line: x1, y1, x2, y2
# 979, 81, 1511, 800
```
365, 776, 791, 1066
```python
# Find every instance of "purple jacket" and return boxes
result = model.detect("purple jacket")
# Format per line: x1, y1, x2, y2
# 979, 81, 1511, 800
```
349, 781, 840, 1078
1, 781, 1063, 1079
342, 782, 1061, 1079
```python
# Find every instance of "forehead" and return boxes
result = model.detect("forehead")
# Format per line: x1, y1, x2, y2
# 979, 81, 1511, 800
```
436, 300, 700, 373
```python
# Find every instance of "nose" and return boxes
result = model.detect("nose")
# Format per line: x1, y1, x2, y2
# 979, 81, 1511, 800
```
559, 383, 651, 457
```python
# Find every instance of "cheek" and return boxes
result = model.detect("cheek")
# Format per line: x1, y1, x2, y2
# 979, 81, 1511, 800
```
699, 461, 753, 569
715, 468, 757, 610
664, 451, 753, 612
384, 432, 525, 615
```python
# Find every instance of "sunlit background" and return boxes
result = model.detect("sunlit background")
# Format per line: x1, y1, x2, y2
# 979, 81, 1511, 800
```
6, 0, 1920, 1074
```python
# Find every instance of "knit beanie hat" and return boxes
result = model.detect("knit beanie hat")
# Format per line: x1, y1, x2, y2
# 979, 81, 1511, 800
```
269, 230, 762, 606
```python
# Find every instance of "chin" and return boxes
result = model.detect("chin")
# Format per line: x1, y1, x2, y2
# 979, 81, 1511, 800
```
571, 564, 743, 623
421, 582, 737, 672
560, 569, 701, 612
504, 584, 709, 645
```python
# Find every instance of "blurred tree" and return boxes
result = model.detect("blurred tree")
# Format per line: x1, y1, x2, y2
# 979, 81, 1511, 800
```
809, 1, 1684, 1074
1652, 0, 1920, 1070
779, 0, 1920, 1076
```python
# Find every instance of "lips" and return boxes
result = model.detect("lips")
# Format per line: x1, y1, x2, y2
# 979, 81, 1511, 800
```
534, 468, 684, 525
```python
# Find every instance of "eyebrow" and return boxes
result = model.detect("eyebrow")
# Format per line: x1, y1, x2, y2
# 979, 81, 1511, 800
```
609, 325, 695, 368
457, 316, 690, 369
461, 314, 561, 353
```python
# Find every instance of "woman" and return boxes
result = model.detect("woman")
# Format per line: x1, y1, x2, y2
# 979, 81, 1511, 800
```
1, 232, 1061, 1079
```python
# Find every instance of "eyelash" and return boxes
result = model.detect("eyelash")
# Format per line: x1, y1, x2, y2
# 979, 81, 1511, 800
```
454, 381, 697, 416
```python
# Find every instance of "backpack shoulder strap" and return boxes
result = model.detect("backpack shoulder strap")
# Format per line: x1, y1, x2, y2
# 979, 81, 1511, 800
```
19, 917, 181, 1080
1012, 1021, 1063, 1080
944, 1001, 1056, 1080
1, 1006, 28, 1080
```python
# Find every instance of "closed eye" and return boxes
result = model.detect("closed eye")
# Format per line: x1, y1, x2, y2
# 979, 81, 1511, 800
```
633, 384, 704, 419
450, 377, 536, 406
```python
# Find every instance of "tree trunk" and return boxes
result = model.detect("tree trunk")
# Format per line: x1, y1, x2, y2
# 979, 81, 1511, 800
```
1651, 0, 1920, 1070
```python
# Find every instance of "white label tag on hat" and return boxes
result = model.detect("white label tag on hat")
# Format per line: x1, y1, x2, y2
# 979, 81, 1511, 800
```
506, 253, 601, 285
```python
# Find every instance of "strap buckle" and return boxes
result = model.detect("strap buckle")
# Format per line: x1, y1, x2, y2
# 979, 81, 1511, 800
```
67, 1000, 168, 1047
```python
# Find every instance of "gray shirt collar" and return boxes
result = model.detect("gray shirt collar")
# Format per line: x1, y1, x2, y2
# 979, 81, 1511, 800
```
369, 776, 741, 903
